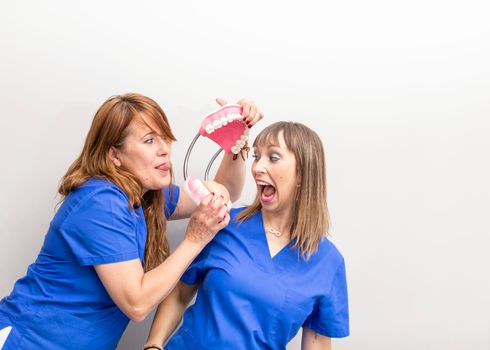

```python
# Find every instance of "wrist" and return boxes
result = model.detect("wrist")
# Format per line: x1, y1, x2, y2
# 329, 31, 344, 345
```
143, 344, 162, 350
181, 235, 207, 253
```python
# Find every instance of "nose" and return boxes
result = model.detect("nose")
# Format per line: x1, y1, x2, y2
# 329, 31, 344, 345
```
157, 136, 169, 156
252, 157, 267, 175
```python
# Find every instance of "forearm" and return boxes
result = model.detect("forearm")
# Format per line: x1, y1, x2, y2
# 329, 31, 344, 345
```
145, 283, 197, 347
97, 238, 202, 323
146, 302, 183, 347
213, 152, 246, 202
133, 239, 202, 319
301, 327, 332, 350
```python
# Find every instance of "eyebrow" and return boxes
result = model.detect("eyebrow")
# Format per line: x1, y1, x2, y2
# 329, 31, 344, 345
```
140, 131, 156, 140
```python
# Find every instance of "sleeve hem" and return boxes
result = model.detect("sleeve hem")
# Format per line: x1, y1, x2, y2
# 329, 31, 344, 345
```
164, 184, 180, 218
78, 251, 140, 266
180, 275, 199, 285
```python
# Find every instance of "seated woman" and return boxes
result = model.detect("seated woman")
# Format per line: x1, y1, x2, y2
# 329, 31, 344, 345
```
143, 121, 349, 350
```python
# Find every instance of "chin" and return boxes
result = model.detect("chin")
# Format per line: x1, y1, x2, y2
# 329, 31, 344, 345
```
159, 179, 172, 189
144, 180, 169, 191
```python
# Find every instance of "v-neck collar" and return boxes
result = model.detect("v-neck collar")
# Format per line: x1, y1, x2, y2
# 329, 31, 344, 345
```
247, 210, 301, 274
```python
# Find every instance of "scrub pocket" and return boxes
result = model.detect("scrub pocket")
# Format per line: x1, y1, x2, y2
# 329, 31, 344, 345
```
18, 310, 107, 350
271, 289, 314, 345
0, 326, 12, 349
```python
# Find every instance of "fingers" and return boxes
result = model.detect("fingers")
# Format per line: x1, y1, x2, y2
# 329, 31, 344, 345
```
205, 194, 228, 227
186, 194, 230, 245
218, 203, 229, 221
200, 192, 215, 207
199, 192, 228, 222
237, 98, 264, 128
215, 98, 228, 106
217, 212, 230, 227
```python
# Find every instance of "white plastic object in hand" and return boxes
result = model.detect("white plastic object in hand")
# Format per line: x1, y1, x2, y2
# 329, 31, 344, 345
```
184, 177, 231, 210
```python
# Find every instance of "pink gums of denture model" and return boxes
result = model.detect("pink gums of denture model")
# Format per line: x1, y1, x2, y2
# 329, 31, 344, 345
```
184, 177, 231, 210
199, 104, 249, 155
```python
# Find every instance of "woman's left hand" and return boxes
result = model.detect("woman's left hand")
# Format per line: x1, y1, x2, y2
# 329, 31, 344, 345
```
216, 98, 264, 128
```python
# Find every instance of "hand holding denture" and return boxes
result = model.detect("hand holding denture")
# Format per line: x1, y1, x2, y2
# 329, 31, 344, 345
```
216, 98, 264, 128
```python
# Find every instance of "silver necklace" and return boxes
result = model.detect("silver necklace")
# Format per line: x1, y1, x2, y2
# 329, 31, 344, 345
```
267, 227, 283, 237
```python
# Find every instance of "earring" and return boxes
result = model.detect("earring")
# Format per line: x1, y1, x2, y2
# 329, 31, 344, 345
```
114, 159, 121, 167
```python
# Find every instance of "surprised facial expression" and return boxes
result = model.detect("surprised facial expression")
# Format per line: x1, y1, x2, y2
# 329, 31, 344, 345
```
252, 131, 298, 215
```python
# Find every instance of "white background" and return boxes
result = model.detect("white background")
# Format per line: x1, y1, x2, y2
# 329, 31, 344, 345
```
1, 1, 489, 349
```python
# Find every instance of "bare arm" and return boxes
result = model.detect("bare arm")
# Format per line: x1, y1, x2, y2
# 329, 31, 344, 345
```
301, 327, 332, 350
213, 152, 246, 202
143, 281, 198, 349
95, 194, 228, 323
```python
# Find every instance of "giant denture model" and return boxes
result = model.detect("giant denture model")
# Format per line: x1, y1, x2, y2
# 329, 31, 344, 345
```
199, 104, 249, 155
183, 104, 249, 181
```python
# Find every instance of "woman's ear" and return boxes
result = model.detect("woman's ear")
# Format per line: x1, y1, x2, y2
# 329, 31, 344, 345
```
108, 147, 122, 167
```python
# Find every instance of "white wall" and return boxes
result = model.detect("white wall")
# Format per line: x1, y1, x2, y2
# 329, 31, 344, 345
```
1, 1, 489, 349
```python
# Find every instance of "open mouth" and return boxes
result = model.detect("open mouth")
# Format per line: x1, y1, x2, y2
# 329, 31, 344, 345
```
256, 180, 276, 203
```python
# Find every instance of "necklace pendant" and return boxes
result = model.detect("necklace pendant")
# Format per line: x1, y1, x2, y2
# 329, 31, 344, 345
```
268, 227, 282, 237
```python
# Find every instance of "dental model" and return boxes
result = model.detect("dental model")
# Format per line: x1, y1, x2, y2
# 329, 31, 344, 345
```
199, 104, 249, 155
184, 176, 231, 209
183, 103, 249, 183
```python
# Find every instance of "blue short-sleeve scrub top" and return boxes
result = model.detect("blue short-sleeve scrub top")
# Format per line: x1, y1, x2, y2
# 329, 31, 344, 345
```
166, 208, 349, 350
0, 178, 179, 350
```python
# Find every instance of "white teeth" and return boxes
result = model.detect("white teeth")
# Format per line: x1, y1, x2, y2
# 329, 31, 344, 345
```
256, 181, 270, 186
204, 110, 248, 136
231, 146, 240, 154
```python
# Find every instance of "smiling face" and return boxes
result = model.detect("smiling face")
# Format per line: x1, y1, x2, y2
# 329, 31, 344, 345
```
110, 114, 172, 193
252, 131, 299, 216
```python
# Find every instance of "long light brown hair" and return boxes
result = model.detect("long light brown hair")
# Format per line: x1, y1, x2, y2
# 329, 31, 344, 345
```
237, 121, 329, 258
59, 93, 176, 271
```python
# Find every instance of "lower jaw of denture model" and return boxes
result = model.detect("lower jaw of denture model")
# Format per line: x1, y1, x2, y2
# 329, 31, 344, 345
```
199, 104, 249, 155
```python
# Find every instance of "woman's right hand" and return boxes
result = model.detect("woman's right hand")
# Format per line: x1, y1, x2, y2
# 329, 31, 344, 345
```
183, 192, 230, 246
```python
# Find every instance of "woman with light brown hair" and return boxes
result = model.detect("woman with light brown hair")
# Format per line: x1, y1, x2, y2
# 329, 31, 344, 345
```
0, 93, 263, 350
144, 121, 349, 350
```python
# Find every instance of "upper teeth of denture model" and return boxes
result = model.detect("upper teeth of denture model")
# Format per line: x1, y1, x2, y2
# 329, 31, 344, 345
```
199, 104, 250, 155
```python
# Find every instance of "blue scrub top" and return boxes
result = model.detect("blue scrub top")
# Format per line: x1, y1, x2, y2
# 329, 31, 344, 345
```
166, 208, 349, 350
0, 178, 179, 350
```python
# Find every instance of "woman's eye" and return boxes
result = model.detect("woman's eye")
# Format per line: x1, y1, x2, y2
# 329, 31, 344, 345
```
144, 138, 154, 144
251, 154, 259, 160
270, 155, 280, 162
